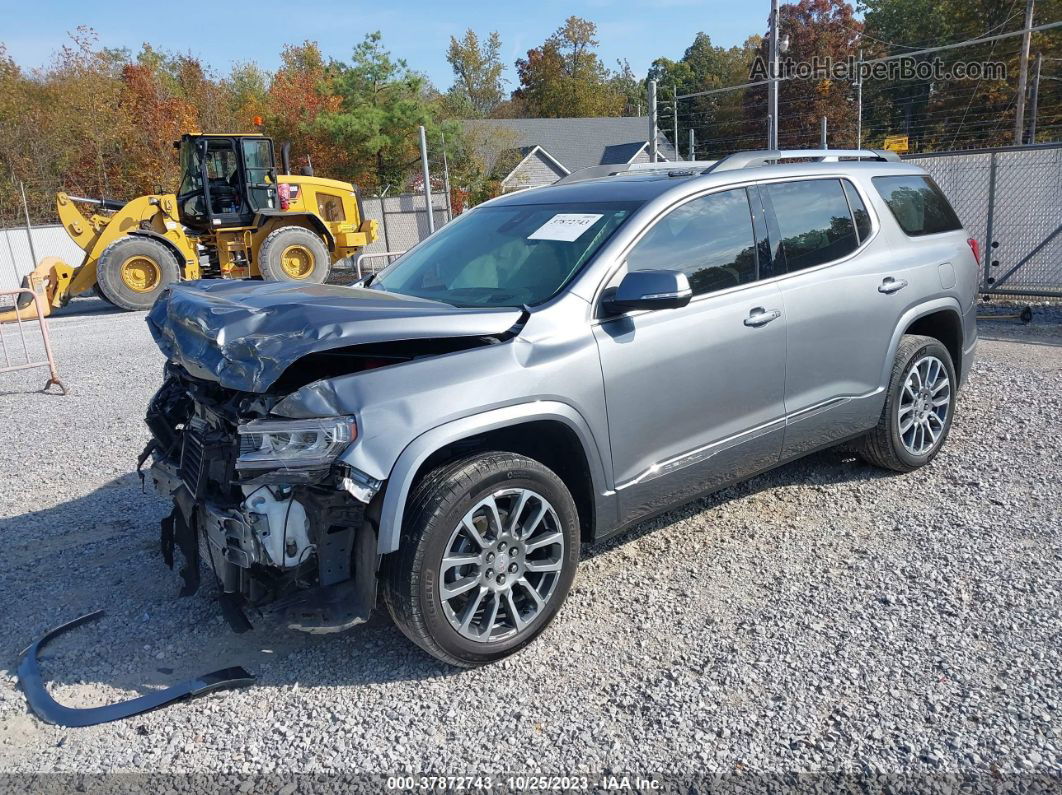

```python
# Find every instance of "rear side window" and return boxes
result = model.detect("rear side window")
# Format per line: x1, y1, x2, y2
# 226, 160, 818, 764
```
872, 175, 962, 236
763, 179, 858, 272
627, 187, 758, 296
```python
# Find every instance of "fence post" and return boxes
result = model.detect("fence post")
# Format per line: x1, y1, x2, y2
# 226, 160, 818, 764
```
649, 80, 658, 163
983, 153, 998, 288
418, 125, 435, 235
18, 182, 39, 268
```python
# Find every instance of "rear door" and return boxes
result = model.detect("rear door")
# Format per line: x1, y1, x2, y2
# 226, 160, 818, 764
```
759, 177, 903, 458
593, 187, 787, 526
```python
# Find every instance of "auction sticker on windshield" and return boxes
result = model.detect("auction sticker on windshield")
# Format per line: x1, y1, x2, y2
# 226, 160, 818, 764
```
528, 214, 603, 242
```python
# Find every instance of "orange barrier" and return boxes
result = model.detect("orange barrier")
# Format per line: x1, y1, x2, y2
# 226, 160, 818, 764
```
0, 287, 66, 394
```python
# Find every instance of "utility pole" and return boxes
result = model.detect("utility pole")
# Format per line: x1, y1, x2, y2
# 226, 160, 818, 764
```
768, 0, 780, 149
649, 80, 658, 162
418, 125, 434, 235
689, 128, 695, 161
855, 49, 864, 149
1028, 52, 1042, 143
1013, 0, 1035, 145
820, 116, 828, 149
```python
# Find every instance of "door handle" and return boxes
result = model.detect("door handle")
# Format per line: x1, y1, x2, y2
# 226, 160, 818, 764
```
744, 307, 782, 327
878, 277, 909, 294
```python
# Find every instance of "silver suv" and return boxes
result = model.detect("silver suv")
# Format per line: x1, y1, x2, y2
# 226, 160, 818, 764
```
145, 148, 978, 666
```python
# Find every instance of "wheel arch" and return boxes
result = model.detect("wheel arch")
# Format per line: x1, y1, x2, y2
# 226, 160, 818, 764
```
881, 298, 965, 389
255, 212, 335, 251
126, 230, 193, 272
376, 403, 610, 555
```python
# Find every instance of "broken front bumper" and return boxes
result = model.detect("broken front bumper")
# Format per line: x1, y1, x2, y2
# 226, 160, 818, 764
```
144, 368, 380, 635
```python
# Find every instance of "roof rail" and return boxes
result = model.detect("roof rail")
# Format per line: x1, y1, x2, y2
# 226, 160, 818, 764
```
556, 160, 719, 185
706, 148, 900, 173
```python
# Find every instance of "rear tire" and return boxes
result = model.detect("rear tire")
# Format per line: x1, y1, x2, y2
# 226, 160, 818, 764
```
383, 452, 580, 667
96, 237, 180, 311
860, 334, 957, 472
257, 226, 331, 283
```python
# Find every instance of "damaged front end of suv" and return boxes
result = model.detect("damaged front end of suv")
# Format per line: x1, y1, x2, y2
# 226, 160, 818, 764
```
141, 278, 523, 633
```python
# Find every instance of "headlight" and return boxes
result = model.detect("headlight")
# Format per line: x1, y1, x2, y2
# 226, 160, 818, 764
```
236, 416, 356, 470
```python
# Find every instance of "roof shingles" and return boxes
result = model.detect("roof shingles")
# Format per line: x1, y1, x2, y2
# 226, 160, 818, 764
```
464, 117, 678, 179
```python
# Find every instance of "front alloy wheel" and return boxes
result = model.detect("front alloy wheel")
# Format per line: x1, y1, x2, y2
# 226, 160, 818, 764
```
384, 452, 580, 667
439, 488, 565, 642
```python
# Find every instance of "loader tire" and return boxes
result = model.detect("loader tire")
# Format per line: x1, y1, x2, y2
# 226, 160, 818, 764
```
96, 237, 180, 311
257, 226, 331, 284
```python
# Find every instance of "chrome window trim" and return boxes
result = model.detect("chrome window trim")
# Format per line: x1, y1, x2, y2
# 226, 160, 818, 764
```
589, 173, 882, 324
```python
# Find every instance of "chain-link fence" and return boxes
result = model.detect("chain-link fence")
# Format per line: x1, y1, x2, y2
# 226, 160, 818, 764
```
908, 143, 1062, 297
359, 193, 450, 261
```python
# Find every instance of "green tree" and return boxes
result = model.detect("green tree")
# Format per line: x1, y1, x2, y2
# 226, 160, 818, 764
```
512, 17, 625, 117
860, 0, 1062, 149
316, 32, 454, 190
445, 30, 505, 117
649, 33, 761, 157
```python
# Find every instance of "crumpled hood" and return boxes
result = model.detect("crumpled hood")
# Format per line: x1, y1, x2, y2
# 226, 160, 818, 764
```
146, 280, 524, 393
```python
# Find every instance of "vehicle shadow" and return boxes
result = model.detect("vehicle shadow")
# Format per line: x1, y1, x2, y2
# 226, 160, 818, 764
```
0, 447, 886, 698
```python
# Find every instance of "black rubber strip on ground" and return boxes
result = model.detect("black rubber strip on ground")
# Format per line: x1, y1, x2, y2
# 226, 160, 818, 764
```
17, 609, 255, 728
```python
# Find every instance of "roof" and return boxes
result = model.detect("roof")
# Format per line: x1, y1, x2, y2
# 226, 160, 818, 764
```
463, 117, 678, 176
487, 158, 927, 208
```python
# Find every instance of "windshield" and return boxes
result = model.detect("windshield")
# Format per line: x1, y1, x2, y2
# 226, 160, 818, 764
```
371, 201, 640, 307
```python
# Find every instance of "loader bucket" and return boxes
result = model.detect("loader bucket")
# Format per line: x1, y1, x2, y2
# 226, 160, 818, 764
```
0, 257, 75, 324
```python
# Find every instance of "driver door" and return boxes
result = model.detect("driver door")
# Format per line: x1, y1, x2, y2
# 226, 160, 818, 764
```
592, 187, 788, 526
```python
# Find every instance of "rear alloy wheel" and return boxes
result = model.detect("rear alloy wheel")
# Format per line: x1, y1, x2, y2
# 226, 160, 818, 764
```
384, 452, 580, 667
96, 237, 180, 311
860, 334, 957, 472
257, 226, 331, 283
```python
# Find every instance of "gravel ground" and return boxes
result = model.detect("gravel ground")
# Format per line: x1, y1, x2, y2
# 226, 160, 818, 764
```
0, 299, 1059, 786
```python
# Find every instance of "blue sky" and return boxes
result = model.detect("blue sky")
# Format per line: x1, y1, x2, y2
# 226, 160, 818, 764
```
2, 0, 770, 90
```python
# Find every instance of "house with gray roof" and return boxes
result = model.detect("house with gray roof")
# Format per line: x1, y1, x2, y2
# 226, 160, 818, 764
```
463, 117, 679, 193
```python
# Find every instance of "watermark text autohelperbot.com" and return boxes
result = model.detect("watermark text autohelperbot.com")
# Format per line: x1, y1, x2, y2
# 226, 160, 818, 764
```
750, 55, 1008, 82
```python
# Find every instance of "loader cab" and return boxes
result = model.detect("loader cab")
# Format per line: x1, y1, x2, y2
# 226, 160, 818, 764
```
176, 134, 279, 230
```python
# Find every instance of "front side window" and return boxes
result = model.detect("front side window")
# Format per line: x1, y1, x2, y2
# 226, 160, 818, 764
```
873, 175, 962, 236
371, 201, 638, 308
626, 188, 758, 296
765, 179, 858, 272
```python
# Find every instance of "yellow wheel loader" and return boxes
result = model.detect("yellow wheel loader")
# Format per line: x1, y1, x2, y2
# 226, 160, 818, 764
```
2, 133, 378, 320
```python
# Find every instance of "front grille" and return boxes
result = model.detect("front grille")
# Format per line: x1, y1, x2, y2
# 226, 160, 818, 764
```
179, 419, 208, 496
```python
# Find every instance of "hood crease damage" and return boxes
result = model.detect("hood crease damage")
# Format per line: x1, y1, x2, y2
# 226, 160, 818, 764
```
148, 280, 527, 393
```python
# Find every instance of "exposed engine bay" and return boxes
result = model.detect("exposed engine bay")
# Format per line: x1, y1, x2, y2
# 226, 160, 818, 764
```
142, 364, 378, 633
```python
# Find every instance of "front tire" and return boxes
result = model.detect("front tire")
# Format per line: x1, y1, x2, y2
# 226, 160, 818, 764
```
96, 237, 180, 311
257, 226, 331, 283
383, 452, 580, 667
860, 334, 957, 472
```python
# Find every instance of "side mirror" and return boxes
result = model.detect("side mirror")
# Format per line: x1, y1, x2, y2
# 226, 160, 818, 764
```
602, 269, 693, 314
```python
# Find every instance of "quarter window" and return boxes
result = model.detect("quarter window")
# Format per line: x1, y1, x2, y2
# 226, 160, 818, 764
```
764, 179, 858, 272
872, 175, 962, 236
842, 180, 873, 243
627, 188, 758, 296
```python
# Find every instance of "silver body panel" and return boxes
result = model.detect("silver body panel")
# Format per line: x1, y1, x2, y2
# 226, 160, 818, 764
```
157, 158, 979, 554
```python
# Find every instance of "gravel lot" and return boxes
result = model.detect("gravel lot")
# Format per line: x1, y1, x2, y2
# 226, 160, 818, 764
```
0, 299, 1059, 785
